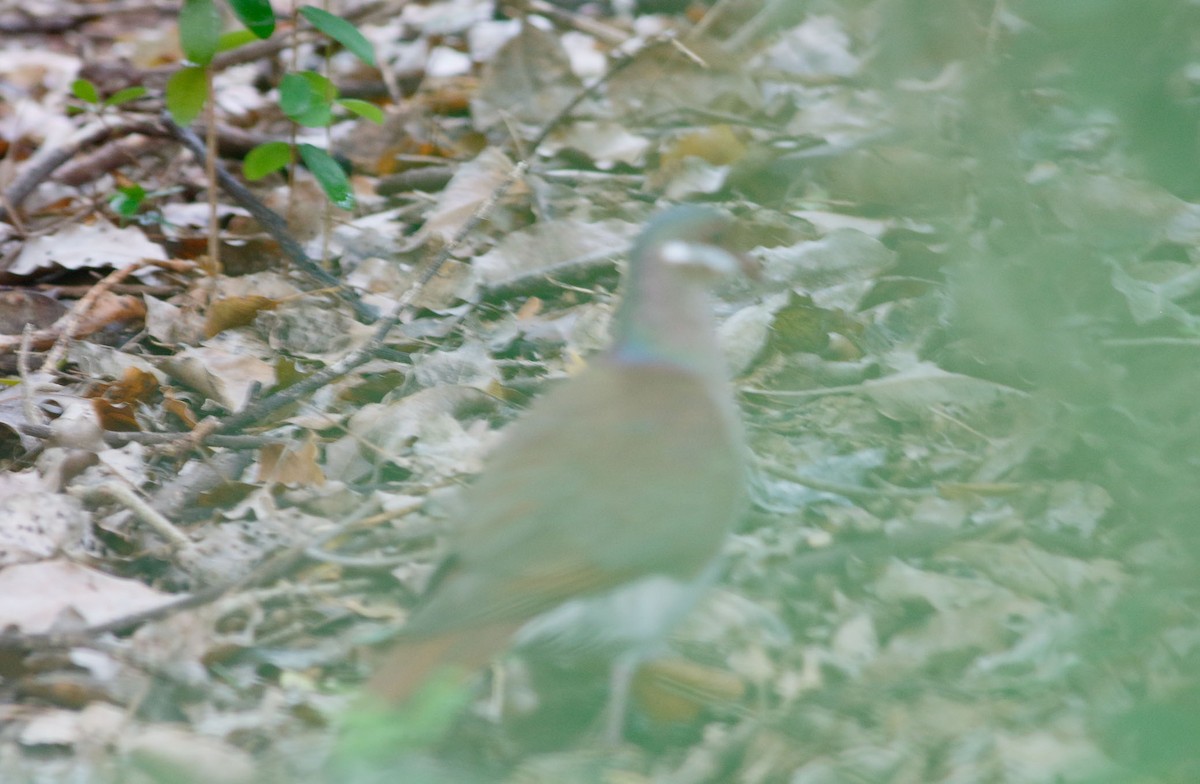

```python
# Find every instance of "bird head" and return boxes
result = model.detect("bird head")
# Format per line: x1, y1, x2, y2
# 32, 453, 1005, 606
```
634, 205, 754, 283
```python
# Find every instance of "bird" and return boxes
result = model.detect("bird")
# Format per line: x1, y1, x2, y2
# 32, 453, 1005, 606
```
365, 205, 749, 740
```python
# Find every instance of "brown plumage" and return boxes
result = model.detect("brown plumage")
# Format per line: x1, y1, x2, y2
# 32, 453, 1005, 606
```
367, 206, 747, 725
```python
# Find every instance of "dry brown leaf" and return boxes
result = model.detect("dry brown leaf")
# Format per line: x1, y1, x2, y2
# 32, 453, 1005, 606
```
9, 220, 167, 277
257, 436, 326, 486
0, 560, 171, 633
203, 295, 280, 338
88, 367, 160, 431
0, 290, 67, 334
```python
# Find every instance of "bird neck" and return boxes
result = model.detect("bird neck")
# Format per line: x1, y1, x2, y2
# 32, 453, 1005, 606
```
610, 264, 723, 377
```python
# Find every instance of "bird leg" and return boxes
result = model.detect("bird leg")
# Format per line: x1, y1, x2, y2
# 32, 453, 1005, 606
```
603, 648, 644, 745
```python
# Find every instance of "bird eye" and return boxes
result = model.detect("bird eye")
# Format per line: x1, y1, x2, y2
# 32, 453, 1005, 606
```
659, 240, 693, 264
659, 240, 742, 280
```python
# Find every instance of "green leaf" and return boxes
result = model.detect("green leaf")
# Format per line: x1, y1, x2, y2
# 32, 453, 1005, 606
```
110, 184, 146, 218
280, 71, 336, 108
279, 71, 335, 127
179, 0, 222, 66
299, 143, 354, 209
278, 72, 314, 116
244, 141, 293, 180
337, 98, 384, 123
104, 86, 148, 107
299, 6, 376, 67
166, 66, 208, 125
71, 79, 99, 104
218, 29, 259, 52
227, 0, 275, 38
300, 70, 336, 100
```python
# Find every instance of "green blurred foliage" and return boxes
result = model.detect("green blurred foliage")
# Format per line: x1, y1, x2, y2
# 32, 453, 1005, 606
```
865, 3, 1200, 779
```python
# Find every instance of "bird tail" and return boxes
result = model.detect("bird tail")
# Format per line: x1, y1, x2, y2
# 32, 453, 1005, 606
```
366, 620, 522, 704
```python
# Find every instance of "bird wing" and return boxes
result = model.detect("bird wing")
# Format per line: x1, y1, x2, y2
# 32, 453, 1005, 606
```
403, 360, 745, 636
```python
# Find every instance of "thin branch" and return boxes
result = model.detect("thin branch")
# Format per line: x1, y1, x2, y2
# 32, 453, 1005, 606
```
0, 117, 159, 226
161, 117, 378, 322
208, 36, 666, 438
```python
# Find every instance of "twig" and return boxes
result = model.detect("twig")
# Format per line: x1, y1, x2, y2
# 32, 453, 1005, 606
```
0, 117, 159, 225
515, 0, 630, 46
203, 69, 221, 278
0, 495, 414, 654
36, 283, 180, 297
782, 519, 1015, 575
209, 36, 665, 439
70, 481, 193, 550
481, 247, 622, 302
17, 324, 48, 427
0, 2, 177, 34
39, 260, 156, 372
161, 117, 378, 323
757, 458, 932, 501
17, 423, 287, 449
53, 134, 169, 187
144, 0, 390, 78
527, 38, 656, 153
741, 384, 854, 399
0, 541, 306, 652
